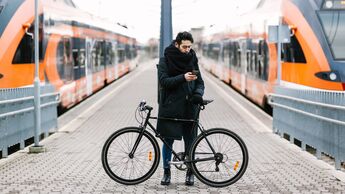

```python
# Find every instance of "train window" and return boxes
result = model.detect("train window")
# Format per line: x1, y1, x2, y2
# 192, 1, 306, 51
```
105, 42, 113, 66
233, 42, 240, 68
112, 42, 117, 65
100, 41, 105, 68
251, 49, 258, 75
117, 43, 125, 63
91, 42, 97, 69
318, 10, 345, 60
132, 44, 137, 58
230, 42, 236, 67
125, 44, 129, 59
72, 38, 86, 79
209, 43, 220, 61
228, 43, 232, 65
57, 38, 74, 82
237, 49, 241, 68
0, 0, 8, 13
246, 39, 252, 73
223, 42, 230, 68
282, 35, 306, 63
207, 44, 211, 59
91, 41, 105, 72
0, 0, 8, 14
125, 44, 132, 60
257, 52, 262, 77
246, 50, 251, 72
258, 40, 269, 80
208, 44, 212, 59
221, 43, 225, 63
12, 23, 44, 64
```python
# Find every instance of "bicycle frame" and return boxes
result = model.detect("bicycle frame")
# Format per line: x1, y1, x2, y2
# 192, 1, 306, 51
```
129, 104, 218, 165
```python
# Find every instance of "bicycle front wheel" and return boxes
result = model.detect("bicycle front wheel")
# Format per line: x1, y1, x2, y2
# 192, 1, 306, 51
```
190, 128, 248, 187
101, 127, 160, 185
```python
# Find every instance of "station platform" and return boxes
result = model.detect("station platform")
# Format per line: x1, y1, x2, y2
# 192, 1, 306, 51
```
1, 59, 345, 193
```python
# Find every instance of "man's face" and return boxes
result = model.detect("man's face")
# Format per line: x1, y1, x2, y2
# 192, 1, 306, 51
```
175, 40, 192, 53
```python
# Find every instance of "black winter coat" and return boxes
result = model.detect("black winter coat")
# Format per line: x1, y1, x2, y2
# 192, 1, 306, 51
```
156, 57, 205, 140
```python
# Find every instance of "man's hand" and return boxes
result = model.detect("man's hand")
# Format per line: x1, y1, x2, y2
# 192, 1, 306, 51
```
184, 72, 197, 81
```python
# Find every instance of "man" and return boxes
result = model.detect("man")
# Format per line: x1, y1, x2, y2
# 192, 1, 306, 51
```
156, 31, 205, 186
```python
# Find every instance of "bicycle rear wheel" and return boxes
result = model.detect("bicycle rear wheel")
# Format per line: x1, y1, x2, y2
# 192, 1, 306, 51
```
101, 127, 160, 185
189, 128, 248, 187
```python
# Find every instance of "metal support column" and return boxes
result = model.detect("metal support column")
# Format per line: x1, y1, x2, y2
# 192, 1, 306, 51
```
159, 0, 172, 58
277, 17, 282, 85
34, 0, 41, 147
30, 0, 45, 153
158, 0, 173, 103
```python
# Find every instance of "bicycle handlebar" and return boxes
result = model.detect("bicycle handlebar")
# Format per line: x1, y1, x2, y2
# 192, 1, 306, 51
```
138, 100, 153, 112
138, 99, 213, 112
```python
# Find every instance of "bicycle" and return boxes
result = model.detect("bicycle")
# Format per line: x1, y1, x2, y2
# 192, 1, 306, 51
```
101, 99, 249, 187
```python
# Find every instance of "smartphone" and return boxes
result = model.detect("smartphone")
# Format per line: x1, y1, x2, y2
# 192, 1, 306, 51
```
191, 70, 199, 75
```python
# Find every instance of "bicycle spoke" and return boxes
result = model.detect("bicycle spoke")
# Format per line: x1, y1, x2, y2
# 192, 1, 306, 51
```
190, 129, 248, 187
104, 130, 158, 181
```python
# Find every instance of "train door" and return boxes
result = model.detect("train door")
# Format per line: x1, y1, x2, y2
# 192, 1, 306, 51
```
72, 38, 86, 100
240, 39, 248, 94
85, 38, 93, 95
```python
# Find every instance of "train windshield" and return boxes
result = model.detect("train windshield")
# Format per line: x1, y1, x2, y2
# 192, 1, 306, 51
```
317, 11, 345, 60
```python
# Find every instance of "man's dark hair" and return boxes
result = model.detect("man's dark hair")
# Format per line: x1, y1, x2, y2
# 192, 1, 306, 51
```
175, 31, 194, 44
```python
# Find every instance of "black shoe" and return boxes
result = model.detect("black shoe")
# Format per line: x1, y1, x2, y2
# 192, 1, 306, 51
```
185, 169, 194, 186
161, 168, 171, 185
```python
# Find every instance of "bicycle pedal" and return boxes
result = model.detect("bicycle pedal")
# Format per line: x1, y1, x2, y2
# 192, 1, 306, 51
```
169, 161, 184, 165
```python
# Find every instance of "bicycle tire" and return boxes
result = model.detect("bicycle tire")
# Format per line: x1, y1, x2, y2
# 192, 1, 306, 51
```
189, 128, 248, 187
101, 127, 160, 185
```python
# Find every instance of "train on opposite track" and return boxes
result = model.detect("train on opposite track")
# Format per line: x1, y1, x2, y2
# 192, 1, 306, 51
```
0, 0, 138, 111
200, 0, 345, 112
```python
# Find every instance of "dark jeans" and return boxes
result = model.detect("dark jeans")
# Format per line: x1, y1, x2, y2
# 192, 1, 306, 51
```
162, 127, 197, 169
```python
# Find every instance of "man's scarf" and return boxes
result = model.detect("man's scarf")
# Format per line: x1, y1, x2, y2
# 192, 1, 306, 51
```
164, 42, 196, 76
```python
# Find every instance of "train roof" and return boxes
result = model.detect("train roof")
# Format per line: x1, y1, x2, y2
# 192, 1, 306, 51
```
41, 0, 135, 40
203, 0, 282, 39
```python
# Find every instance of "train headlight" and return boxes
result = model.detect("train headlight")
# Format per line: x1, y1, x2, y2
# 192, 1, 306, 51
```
325, 0, 333, 8
329, 72, 337, 81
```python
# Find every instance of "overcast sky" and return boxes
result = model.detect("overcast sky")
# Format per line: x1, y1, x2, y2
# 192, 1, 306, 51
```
72, 0, 260, 43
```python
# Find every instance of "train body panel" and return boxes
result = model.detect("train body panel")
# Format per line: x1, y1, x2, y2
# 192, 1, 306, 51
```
201, 0, 345, 109
0, 0, 44, 88
0, 0, 138, 109
281, 0, 343, 90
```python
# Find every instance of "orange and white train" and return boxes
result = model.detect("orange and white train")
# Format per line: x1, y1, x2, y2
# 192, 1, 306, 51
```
0, 0, 138, 110
200, 0, 345, 111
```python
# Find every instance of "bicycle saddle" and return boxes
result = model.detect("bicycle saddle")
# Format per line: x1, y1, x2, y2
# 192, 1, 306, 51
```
201, 99, 213, 106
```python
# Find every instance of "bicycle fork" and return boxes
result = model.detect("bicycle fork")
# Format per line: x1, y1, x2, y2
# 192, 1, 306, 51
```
128, 109, 152, 158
